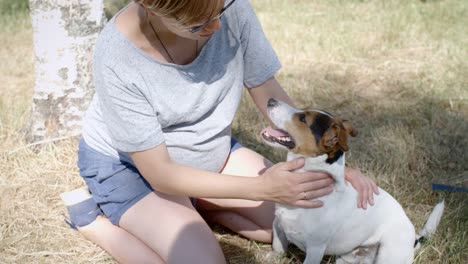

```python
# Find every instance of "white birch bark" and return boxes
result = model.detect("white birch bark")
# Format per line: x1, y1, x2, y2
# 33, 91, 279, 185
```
28, 0, 106, 141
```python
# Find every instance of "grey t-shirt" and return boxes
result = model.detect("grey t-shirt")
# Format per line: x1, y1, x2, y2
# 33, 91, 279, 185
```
82, 0, 281, 172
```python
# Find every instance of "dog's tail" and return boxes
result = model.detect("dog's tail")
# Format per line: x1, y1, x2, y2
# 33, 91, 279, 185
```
414, 200, 445, 249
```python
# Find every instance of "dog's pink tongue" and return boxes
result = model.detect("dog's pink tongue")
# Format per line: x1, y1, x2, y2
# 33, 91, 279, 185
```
263, 126, 287, 137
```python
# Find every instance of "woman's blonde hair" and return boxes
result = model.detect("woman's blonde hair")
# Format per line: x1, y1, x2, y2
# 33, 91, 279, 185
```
134, 0, 224, 27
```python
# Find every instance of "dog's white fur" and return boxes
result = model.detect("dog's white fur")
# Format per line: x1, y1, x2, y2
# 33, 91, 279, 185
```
265, 99, 444, 264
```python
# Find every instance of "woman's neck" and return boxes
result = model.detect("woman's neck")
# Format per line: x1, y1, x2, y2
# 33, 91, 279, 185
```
144, 12, 179, 44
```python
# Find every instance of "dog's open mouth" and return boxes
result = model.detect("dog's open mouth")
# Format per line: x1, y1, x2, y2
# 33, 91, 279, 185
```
261, 127, 296, 149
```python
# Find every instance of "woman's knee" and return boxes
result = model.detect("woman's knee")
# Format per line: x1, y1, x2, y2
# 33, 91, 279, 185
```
221, 146, 272, 176
78, 216, 164, 264
119, 192, 226, 264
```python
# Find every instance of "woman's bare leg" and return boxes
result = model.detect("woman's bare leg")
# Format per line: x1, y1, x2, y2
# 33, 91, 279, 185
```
78, 216, 164, 264
119, 191, 226, 264
68, 146, 274, 262
197, 146, 275, 243
61, 187, 163, 263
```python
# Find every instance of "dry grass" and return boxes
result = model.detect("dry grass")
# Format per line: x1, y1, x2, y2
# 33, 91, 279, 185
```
1, 0, 467, 263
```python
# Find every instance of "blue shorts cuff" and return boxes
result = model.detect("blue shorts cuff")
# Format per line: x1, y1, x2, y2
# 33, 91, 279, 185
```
65, 198, 103, 229
230, 137, 242, 152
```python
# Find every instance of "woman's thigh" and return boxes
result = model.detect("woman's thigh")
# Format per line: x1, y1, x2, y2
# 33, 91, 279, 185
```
119, 191, 226, 264
197, 146, 275, 230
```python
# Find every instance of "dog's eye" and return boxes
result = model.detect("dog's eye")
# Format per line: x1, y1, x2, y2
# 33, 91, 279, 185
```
298, 113, 307, 124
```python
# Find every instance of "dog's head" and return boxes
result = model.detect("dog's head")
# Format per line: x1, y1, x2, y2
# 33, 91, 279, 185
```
261, 98, 358, 162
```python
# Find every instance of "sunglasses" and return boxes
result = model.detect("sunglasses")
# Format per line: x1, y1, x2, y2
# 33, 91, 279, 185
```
188, 0, 237, 33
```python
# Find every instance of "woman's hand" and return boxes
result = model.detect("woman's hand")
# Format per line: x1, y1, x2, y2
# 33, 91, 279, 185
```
259, 158, 334, 208
345, 167, 379, 209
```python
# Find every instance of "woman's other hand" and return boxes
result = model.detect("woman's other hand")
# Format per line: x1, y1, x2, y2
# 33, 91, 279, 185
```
345, 167, 379, 209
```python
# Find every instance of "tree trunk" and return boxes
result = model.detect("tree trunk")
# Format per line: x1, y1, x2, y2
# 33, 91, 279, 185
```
28, 0, 106, 141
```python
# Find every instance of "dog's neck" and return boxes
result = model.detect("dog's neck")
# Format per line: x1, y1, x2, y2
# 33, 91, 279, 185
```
287, 152, 347, 191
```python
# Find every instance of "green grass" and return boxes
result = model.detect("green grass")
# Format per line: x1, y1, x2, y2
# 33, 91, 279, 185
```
0, 0, 466, 263
0, 0, 30, 33
238, 1, 468, 262
0, 0, 28, 15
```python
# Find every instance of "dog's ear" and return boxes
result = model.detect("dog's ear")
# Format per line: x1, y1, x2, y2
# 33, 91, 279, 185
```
342, 120, 358, 137
322, 125, 339, 149
337, 120, 357, 152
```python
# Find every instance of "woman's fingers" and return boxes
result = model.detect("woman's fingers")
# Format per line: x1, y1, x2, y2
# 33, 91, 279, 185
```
355, 177, 364, 209
367, 180, 375, 206
295, 171, 331, 183
303, 186, 333, 200
372, 180, 379, 195
358, 178, 379, 209
345, 167, 380, 209
361, 186, 368, 209
279, 157, 305, 171
294, 199, 324, 208
357, 192, 365, 209
299, 178, 334, 192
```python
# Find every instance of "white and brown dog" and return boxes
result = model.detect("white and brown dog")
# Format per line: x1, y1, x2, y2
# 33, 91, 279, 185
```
261, 98, 444, 264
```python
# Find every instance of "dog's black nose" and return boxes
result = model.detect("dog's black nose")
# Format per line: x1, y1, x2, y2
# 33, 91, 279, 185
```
267, 98, 278, 107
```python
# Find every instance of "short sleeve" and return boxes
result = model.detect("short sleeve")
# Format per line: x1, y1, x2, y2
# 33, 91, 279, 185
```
236, 0, 282, 88
94, 63, 164, 152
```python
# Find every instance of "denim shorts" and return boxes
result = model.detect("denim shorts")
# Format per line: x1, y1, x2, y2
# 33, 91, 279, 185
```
77, 138, 243, 226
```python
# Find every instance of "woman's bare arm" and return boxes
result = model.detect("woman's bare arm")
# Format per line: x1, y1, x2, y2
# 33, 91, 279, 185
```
248, 77, 296, 123
130, 143, 331, 208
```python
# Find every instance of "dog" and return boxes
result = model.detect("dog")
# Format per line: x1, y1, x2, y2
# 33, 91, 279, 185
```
261, 98, 444, 264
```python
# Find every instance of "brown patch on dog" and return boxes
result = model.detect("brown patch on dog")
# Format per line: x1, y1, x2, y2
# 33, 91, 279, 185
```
284, 111, 323, 156
284, 110, 357, 159
321, 118, 358, 160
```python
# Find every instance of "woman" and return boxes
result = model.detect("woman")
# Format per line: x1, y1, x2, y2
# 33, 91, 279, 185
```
63, 0, 378, 263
